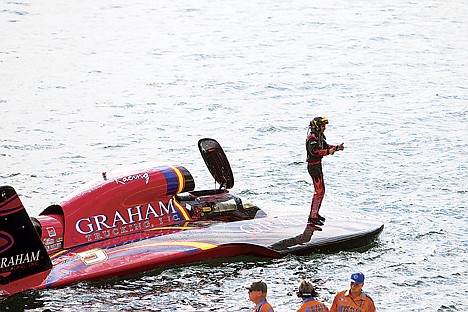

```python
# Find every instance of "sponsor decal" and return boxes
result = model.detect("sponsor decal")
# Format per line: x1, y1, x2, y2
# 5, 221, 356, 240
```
77, 248, 108, 266
337, 306, 362, 312
0, 231, 14, 253
43, 238, 55, 246
75, 199, 183, 242
114, 172, 150, 185
45, 243, 62, 252
46, 227, 57, 237
0, 250, 41, 271
44, 237, 63, 253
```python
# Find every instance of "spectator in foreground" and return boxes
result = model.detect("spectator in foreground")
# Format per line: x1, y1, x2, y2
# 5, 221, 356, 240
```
296, 279, 329, 312
329, 272, 376, 312
246, 280, 274, 312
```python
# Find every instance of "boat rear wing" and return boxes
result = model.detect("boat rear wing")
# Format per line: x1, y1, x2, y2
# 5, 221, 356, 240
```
0, 186, 52, 290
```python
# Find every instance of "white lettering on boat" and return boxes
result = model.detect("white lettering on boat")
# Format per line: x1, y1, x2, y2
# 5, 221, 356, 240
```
75, 199, 183, 242
114, 172, 150, 185
0, 250, 41, 270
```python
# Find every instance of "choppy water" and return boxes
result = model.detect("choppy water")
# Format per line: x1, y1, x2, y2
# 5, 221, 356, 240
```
1, 0, 467, 311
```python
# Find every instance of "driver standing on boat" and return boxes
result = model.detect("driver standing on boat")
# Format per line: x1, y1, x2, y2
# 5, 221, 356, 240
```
306, 117, 344, 230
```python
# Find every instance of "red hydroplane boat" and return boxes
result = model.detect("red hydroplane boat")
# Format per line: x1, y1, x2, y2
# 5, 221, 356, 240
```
0, 138, 383, 298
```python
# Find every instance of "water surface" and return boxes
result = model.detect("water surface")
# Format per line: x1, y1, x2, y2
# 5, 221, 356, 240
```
1, 0, 467, 311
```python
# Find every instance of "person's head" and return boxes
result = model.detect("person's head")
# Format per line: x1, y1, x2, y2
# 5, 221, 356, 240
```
310, 117, 329, 133
246, 280, 268, 304
349, 272, 365, 294
296, 279, 318, 299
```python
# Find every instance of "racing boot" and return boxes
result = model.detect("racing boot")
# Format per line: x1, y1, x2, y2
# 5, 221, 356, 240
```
317, 214, 326, 222
308, 216, 324, 226
306, 220, 323, 231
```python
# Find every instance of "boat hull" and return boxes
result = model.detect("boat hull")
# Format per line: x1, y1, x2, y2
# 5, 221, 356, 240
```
1, 215, 382, 297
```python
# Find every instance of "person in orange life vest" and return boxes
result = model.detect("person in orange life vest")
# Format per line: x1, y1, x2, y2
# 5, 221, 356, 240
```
306, 117, 344, 230
296, 279, 329, 312
329, 272, 376, 312
246, 280, 274, 312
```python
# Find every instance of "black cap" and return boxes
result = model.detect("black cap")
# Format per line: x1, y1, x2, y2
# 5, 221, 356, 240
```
246, 280, 267, 292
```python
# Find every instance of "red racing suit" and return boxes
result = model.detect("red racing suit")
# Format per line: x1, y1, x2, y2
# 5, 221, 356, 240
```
306, 129, 336, 218
329, 290, 376, 312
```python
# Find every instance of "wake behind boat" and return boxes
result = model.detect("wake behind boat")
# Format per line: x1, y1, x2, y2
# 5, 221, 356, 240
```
0, 138, 383, 298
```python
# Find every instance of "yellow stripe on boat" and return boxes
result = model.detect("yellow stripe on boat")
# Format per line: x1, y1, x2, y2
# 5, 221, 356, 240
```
172, 196, 191, 220
169, 165, 185, 194
107, 241, 218, 255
